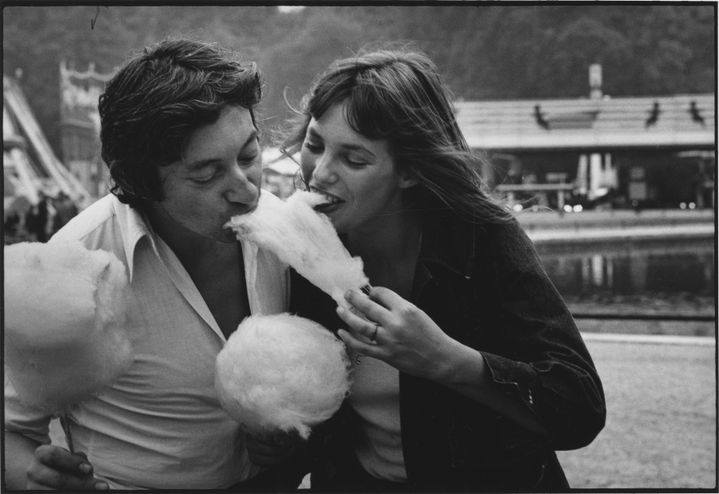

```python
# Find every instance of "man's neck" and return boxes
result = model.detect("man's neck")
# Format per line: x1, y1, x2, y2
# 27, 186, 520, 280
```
146, 205, 237, 271
145, 204, 247, 338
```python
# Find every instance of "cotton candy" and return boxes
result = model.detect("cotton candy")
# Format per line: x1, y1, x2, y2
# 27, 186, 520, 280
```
226, 190, 368, 308
4, 241, 132, 412
215, 314, 351, 439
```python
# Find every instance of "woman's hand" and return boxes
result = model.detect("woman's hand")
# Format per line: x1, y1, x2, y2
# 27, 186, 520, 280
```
336, 286, 460, 381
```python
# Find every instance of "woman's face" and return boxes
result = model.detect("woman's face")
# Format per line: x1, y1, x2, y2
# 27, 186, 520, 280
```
300, 102, 414, 234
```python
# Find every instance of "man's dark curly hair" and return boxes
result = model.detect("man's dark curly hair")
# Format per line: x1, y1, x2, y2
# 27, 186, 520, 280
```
98, 38, 262, 209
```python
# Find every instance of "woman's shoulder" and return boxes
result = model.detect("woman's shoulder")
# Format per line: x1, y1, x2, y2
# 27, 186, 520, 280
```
469, 216, 545, 275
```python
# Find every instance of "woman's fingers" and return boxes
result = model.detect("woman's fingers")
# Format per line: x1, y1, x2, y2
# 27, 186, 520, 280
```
365, 285, 407, 310
343, 289, 392, 322
336, 305, 379, 343
337, 329, 380, 357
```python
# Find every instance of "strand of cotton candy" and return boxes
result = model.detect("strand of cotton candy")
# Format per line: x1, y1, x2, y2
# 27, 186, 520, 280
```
4, 241, 133, 413
225, 190, 368, 307
215, 313, 351, 440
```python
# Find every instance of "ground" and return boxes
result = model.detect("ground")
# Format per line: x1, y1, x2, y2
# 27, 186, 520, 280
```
558, 338, 716, 489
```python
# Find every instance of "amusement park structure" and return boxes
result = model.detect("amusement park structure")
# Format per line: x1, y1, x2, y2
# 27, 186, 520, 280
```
4, 76, 90, 220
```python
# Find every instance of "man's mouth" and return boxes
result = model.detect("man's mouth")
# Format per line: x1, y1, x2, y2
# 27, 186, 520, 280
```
226, 197, 260, 223
310, 188, 344, 213
230, 203, 256, 217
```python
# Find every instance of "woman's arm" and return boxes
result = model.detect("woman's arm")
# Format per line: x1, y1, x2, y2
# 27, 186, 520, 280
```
337, 288, 548, 437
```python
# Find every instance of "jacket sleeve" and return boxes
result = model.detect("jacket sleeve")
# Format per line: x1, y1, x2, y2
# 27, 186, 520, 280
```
477, 220, 606, 450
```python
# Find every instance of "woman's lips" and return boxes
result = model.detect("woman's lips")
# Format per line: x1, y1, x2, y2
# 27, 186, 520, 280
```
314, 201, 342, 214
310, 188, 344, 214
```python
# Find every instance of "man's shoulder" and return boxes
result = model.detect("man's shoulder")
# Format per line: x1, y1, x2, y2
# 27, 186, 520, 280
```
51, 195, 119, 244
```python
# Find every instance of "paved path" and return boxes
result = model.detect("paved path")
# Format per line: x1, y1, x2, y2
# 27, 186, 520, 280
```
559, 338, 716, 489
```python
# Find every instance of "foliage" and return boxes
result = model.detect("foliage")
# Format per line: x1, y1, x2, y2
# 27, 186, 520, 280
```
3, 5, 715, 153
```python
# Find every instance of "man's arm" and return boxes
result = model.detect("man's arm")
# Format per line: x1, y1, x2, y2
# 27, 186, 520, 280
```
5, 431, 40, 489
4, 431, 107, 490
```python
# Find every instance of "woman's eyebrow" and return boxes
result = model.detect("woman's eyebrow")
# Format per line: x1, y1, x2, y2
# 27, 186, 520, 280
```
339, 143, 375, 158
307, 127, 322, 140
308, 127, 376, 158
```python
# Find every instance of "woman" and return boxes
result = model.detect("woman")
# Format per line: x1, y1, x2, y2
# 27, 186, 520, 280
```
284, 49, 605, 492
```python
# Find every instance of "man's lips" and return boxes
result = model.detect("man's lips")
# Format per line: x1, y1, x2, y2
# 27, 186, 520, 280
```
228, 200, 258, 218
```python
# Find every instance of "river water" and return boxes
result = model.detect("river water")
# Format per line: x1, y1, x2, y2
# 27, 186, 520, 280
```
537, 238, 715, 317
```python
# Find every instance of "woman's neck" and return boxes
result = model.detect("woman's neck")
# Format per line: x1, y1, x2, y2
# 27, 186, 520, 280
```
347, 208, 423, 267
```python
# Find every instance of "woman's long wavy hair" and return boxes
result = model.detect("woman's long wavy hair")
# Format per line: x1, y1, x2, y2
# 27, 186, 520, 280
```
282, 48, 512, 224
98, 38, 262, 209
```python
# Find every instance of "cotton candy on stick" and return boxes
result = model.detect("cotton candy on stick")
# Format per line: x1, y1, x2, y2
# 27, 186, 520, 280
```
215, 314, 350, 440
225, 191, 369, 308
4, 241, 133, 421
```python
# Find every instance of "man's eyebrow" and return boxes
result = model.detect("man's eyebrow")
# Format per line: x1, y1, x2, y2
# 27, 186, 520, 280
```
240, 129, 259, 151
185, 129, 259, 170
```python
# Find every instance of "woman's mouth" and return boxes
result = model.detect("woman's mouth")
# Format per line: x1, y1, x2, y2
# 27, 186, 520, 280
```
310, 188, 344, 214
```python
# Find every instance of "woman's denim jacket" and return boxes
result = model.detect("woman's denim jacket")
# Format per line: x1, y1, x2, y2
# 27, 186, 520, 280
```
289, 212, 606, 492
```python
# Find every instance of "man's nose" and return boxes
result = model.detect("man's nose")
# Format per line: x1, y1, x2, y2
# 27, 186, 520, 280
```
224, 165, 258, 203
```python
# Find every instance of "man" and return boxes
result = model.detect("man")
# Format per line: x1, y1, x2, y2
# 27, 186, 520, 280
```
5, 39, 292, 490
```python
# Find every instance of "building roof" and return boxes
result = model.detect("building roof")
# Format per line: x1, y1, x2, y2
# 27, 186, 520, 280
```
455, 94, 715, 152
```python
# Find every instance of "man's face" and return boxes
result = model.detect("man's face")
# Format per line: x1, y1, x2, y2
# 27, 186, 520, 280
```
154, 105, 262, 243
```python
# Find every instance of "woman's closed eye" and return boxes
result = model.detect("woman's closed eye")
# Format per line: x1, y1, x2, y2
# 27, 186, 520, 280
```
237, 152, 259, 165
344, 155, 368, 167
303, 140, 323, 153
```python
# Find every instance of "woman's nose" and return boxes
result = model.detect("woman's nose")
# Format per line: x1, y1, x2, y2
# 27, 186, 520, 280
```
309, 152, 338, 185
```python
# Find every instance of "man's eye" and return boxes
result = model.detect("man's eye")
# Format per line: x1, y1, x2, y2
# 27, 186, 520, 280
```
191, 173, 215, 184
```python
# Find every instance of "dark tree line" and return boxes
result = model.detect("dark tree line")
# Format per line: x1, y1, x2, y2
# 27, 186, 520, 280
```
3, 4, 714, 153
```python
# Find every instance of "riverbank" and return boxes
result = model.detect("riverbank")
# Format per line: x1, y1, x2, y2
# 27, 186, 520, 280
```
518, 209, 715, 244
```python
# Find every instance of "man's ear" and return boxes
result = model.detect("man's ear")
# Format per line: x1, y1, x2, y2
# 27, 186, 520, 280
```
399, 173, 418, 189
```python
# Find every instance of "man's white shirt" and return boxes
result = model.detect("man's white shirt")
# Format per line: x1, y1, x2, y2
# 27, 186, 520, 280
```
5, 192, 289, 489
